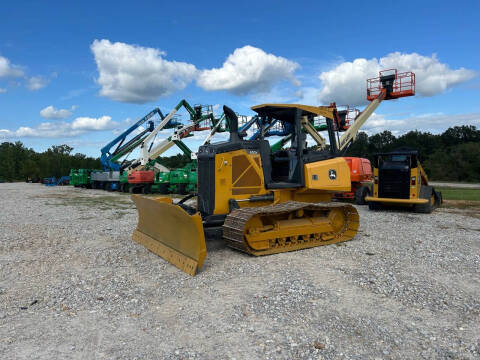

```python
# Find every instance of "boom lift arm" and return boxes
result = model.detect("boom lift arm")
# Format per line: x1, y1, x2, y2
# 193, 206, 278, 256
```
337, 91, 386, 152
337, 69, 415, 153
100, 108, 165, 171
142, 127, 196, 171
203, 112, 255, 145
130, 100, 220, 171
201, 113, 226, 146
138, 100, 193, 167
140, 138, 194, 173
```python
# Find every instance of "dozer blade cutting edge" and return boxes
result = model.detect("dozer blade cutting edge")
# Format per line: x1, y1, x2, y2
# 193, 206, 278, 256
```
131, 195, 206, 276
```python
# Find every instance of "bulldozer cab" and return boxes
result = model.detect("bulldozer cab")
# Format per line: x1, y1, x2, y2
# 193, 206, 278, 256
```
249, 105, 307, 188
250, 104, 338, 187
196, 104, 341, 218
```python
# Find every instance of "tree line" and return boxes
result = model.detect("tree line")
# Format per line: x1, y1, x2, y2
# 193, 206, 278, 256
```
155, 153, 191, 169
0, 142, 101, 182
345, 125, 480, 182
1, 125, 479, 182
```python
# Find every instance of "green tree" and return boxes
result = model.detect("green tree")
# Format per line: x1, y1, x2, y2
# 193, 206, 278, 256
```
345, 131, 369, 158
368, 130, 396, 153
1, 125, 480, 182
441, 125, 480, 147
0, 141, 101, 181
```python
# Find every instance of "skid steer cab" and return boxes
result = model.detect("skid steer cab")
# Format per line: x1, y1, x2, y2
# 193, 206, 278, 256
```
365, 150, 442, 213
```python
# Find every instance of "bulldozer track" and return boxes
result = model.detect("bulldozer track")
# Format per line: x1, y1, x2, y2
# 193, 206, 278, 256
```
223, 201, 359, 256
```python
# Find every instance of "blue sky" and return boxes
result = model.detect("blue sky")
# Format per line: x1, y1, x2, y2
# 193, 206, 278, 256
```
0, 0, 479, 157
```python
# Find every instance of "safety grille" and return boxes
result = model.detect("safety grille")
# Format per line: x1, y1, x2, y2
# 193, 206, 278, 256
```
379, 169, 410, 199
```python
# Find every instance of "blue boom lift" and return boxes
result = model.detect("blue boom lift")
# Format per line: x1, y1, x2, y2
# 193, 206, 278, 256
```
91, 108, 179, 191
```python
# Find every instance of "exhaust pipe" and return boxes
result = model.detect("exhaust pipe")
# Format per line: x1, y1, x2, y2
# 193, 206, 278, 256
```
223, 105, 241, 143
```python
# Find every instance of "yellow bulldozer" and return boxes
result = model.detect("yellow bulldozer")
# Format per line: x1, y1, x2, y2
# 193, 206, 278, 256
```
132, 104, 359, 275
131, 70, 415, 275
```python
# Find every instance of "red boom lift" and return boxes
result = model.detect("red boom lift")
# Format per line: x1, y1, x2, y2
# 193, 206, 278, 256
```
333, 157, 373, 204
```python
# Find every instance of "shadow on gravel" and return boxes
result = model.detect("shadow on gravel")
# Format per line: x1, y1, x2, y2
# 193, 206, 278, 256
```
206, 238, 228, 252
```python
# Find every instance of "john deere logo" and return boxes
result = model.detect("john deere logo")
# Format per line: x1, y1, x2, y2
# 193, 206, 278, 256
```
328, 169, 337, 180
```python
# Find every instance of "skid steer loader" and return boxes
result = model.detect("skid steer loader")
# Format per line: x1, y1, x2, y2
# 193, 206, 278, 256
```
365, 149, 442, 213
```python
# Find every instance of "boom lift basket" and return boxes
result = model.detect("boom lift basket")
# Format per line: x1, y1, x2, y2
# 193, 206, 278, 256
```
367, 69, 415, 101
335, 105, 360, 131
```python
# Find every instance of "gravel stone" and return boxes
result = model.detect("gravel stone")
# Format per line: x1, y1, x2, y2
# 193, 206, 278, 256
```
0, 183, 479, 359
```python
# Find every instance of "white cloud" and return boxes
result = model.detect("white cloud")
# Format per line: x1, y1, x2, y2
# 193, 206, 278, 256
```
0, 56, 24, 78
112, 117, 146, 136
40, 105, 74, 119
71, 116, 117, 131
197, 45, 300, 95
0, 116, 118, 139
0, 88, 6, 93
3, 122, 80, 138
0, 56, 54, 92
0, 129, 13, 138
134, 125, 145, 135
245, 84, 300, 104
363, 112, 480, 136
317, 52, 476, 106
27, 75, 50, 91
91, 39, 198, 103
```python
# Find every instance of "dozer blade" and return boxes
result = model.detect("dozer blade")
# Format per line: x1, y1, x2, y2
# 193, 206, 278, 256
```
131, 195, 206, 276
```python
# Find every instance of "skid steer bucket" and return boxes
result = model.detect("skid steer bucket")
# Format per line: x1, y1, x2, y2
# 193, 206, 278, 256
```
131, 195, 206, 276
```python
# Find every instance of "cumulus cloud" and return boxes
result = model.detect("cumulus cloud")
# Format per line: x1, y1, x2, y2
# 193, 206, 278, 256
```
318, 52, 476, 105
0, 116, 118, 139
197, 45, 300, 95
27, 75, 50, 91
90, 41, 301, 100
40, 105, 75, 119
91, 39, 198, 103
0, 56, 24, 78
72, 116, 117, 131
0, 88, 6, 93
0, 129, 13, 138
0, 56, 53, 91
362, 112, 480, 136
0, 122, 79, 138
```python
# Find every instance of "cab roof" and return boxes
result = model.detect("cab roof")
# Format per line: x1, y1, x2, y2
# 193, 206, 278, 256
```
375, 149, 419, 157
251, 104, 335, 121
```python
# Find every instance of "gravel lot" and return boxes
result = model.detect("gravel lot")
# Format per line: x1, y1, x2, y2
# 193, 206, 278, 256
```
1, 183, 479, 359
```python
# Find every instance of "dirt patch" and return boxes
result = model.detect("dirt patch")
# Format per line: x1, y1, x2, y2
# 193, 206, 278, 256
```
440, 200, 480, 219
30, 192, 134, 210
442, 199, 480, 208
